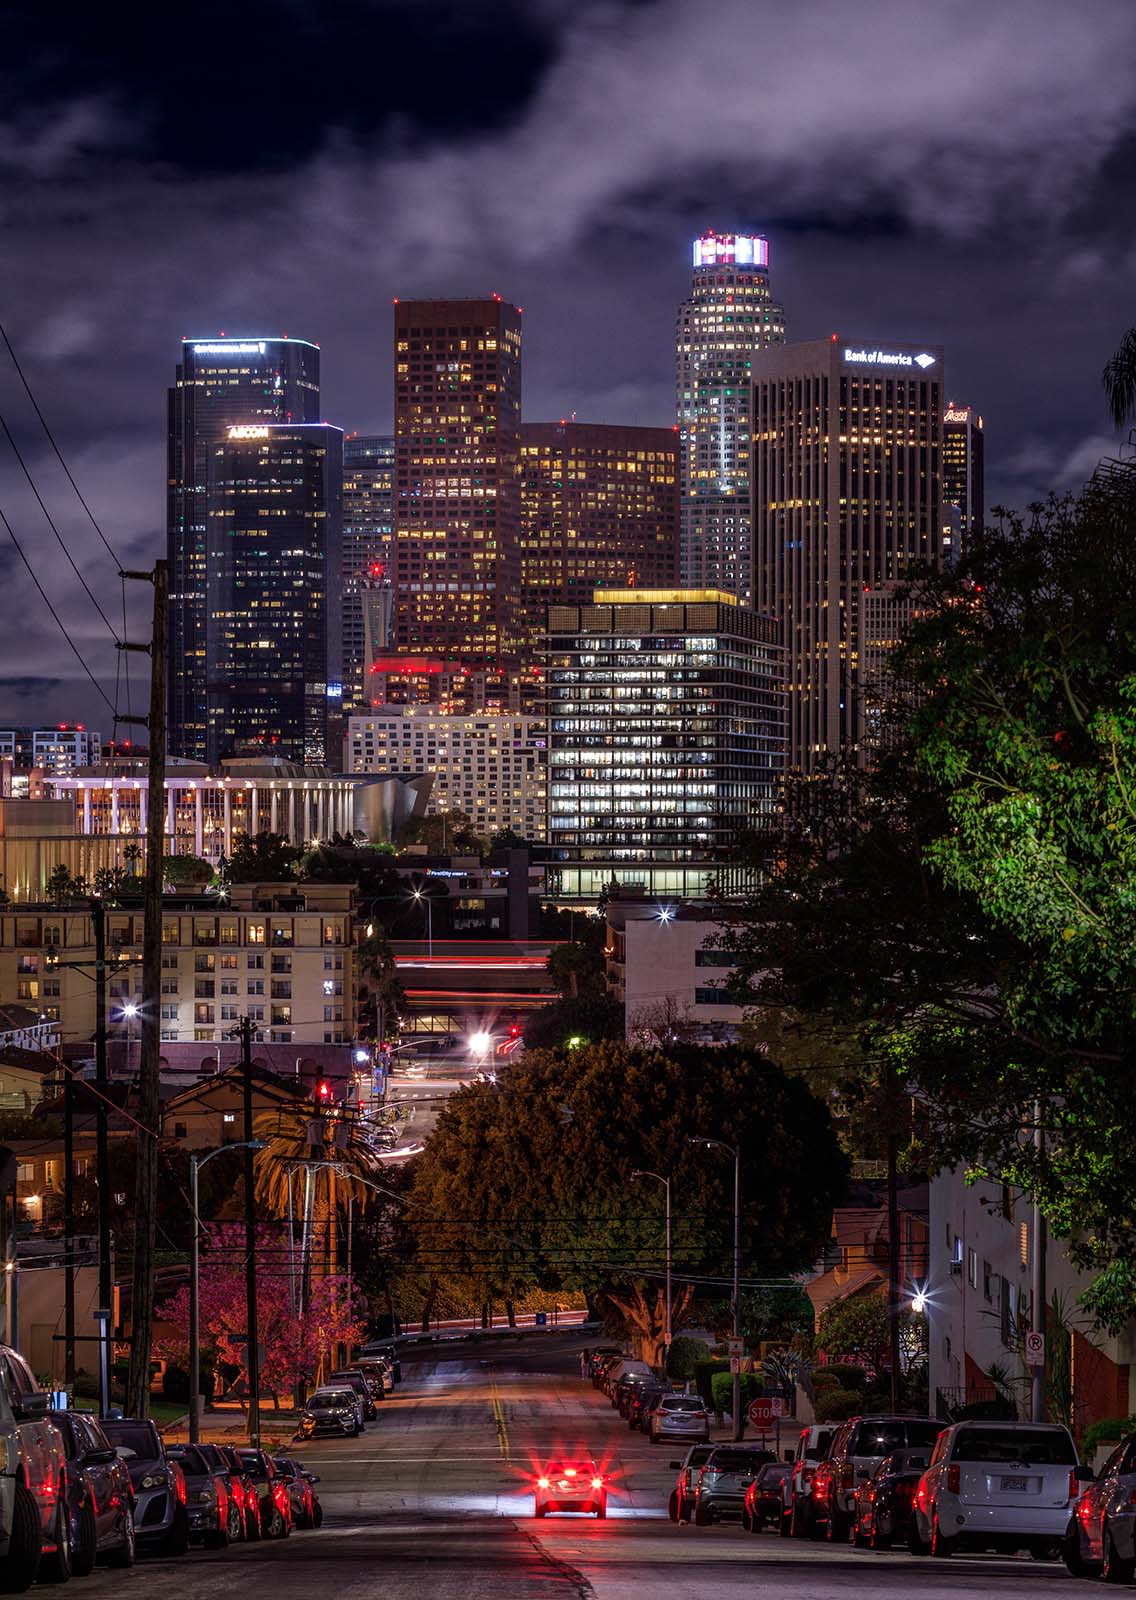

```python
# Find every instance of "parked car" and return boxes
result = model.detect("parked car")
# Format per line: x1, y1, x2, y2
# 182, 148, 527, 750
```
649, 1394, 711, 1445
297, 1386, 364, 1438
327, 1369, 374, 1423
534, 1460, 606, 1519
48, 1409, 135, 1574
669, 1443, 716, 1524
272, 1457, 318, 1530
102, 1417, 189, 1556
0, 1342, 70, 1590
743, 1462, 792, 1533
849, 1446, 931, 1550
786, 1425, 835, 1538
627, 1383, 669, 1432
1063, 1431, 1136, 1580
299, 1463, 324, 1528
911, 1420, 1089, 1559
165, 1443, 232, 1549
604, 1358, 650, 1399
587, 1349, 621, 1385
811, 1415, 943, 1541
692, 1446, 776, 1526
235, 1449, 292, 1540
354, 1357, 393, 1396
615, 1372, 653, 1418
194, 1443, 249, 1542
361, 1340, 402, 1382
216, 1445, 264, 1539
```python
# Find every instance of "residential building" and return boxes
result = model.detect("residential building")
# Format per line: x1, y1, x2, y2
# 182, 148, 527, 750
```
162, 1063, 312, 1149
942, 402, 985, 563
205, 421, 343, 765
0, 728, 102, 777
545, 587, 784, 901
605, 900, 745, 1044
346, 709, 547, 840
677, 232, 785, 603
167, 336, 321, 760
393, 297, 523, 663
804, 1180, 930, 1333
342, 434, 395, 714
752, 337, 944, 774
0, 882, 356, 1048
928, 1166, 1136, 1434
518, 422, 679, 639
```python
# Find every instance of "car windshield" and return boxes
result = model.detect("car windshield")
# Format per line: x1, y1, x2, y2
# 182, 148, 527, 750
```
103, 1423, 157, 1460
312, 1390, 353, 1407
330, 1372, 362, 1385
758, 1464, 791, 1483
168, 1447, 210, 1475
709, 1450, 766, 1471
951, 1427, 1075, 1465
854, 1421, 941, 1454
662, 1397, 705, 1412
239, 1451, 272, 1477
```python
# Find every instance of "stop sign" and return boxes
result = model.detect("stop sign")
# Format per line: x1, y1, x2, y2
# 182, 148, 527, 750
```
748, 1398, 776, 1426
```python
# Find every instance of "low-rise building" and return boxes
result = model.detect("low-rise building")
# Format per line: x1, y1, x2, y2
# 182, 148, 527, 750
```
0, 727, 102, 777
162, 1062, 313, 1148
607, 899, 745, 1044
347, 710, 547, 841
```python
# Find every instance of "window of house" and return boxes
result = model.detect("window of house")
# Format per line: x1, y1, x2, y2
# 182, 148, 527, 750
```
967, 1248, 978, 1289
983, 1260, 993, 1302
247, 923, 265, 945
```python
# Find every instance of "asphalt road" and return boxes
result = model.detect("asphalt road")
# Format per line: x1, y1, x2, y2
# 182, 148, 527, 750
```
77, 1332, 1086, 1600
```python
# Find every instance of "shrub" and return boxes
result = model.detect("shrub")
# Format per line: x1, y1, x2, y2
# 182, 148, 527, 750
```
816, 1362, 868, 1390
711, 1370, 763, 1417
695, 1359, 731, 1410
665, 1336, 707, 1382
1082, 1416, 1136, 1457
953, 1397, 1016, 1422
812, 1369, 840, 1393
814, 1387, 863, 1423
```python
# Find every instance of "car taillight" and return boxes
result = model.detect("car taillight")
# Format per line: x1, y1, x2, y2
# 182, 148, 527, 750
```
1068, 1471, 1079, 1500
841, 1466, 854, 1490
894, 1480, 915, 1500
947, 1465, 960, 1494
175, 1473, 187, 1505
801, 1466, 814, 1483
537, 1478, 550, 1489
592, 1477, 604, 1489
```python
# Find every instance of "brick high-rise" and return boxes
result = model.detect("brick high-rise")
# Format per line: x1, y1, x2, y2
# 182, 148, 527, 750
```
393, 298, 522, 665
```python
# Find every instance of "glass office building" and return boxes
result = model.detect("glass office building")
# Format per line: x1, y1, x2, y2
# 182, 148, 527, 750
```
545, 588, 783, 902
342, 434, 395, 715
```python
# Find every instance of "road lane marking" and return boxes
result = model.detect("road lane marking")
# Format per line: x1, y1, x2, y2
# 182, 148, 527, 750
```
489, 1379, 510, 1457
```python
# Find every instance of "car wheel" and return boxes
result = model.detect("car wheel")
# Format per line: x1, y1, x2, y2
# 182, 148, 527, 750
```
790, 1500, 809, 1539
907, 1522, 930, 1556
668, 1491, 680, 1523
779, 1507, 792, 1539
71, 1502, 98, 1578
312, 1502, 324, 1529
694, 1503, 713, 1527
159, 1503, 190, 1559
266, 1506, 286, 1540
228, 1502, 244, 1542
1061, 1520, 1099, 1578
868, 1517, 891, 1552
40, 1496, 73, 1584
742, 1509, 752, 1533
0, 1481, 43, 1592
1103, 1530, 1136, 1584
930, 1512, 955, 1559
826, 1503, 849, 1543
105, 1506, 136, 1570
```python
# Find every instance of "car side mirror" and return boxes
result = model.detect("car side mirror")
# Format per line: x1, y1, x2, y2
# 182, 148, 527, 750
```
84, 1447, 119, 1466
18, 1392, 51, 1418
669, 1460, 682, 1470
1074, 1464, 1095, 1482
306, 1474, 320, 1484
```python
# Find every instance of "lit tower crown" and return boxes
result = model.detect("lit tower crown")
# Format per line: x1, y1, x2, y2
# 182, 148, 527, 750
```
676, 231, 785, 604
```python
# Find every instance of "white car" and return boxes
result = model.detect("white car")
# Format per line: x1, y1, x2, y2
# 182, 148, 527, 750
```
912, 1420, 1090, 1559
534, 1459, 607, 1518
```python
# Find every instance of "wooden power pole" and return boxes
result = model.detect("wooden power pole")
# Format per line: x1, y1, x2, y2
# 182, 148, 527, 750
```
122, 559, 167, 1419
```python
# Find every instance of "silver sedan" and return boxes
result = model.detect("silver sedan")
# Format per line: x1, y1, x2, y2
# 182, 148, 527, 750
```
648, 1394, 711, 1444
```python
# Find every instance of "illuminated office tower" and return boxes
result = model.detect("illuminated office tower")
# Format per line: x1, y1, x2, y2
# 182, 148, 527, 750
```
393, 298, 522, 664
942, 402, 984, 564
752, 337, 944, 772
204, 423, 343, 766
518, 421, 679, 637
676, 233, 785, 603
168, 337, 321, 759
342, 434, 395, 714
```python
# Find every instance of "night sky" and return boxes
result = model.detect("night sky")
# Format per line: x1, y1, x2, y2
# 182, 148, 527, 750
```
1, 0, 1135, 728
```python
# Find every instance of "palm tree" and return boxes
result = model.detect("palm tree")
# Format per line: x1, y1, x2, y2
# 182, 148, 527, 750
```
1103, 328, 1136, 429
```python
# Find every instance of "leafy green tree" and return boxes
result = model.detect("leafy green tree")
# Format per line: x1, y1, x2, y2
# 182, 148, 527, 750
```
225, 830, 301, 883
547, 940, 604, 999
409, 1041, 847, 1363
401, 809, 486, 856
161, 854, 213, 886
489, 827, 529, 853
45, 863, 86, 905
521, 993, 624, 1051
665, 1334, 708, 1381
356, 923, 404, 1038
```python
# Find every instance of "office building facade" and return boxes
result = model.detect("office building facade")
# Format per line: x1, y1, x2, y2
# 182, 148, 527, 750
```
752, 338, 944, 772
518, 422, 679, 637
545, 588, 783, 901
393, 298, 523, 664
167, 336, 321, 760
0, 728, 102, 776
342, 434, 395, 714
676, 233, 785, 604
205, 423, 343, 765
942, 403, 985, 563
347, 709, 547, 841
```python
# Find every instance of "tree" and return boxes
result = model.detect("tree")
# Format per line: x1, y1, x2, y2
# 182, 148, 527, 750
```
409, 1041, 847, 1364
225, 830, 301, 883
521, 993, 624, 1051
547, 940, 604, 1000
161, 854, 213, 887
45, 864, 86, 905
356, 924, 403, 1039
401, 808, 486, 856
489, 827, 528, 853
1103, 327, 1136, 430
300, 840, 400, 899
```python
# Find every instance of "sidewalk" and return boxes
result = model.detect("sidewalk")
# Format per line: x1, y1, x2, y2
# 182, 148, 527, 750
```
159, 1398, 302, 1447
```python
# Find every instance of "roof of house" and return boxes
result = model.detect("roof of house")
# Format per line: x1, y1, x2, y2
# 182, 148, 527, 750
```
0, 1005, 53, 1033
162, 1062, 308, 1114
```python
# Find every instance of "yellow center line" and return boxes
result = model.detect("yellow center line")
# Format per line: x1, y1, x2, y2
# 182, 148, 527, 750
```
489, 1380, 510, 1458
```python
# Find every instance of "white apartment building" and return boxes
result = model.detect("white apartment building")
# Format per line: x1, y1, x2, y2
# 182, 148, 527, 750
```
0, 728, 102, 777
606, 903, 745, 1044
347, 710, 547, 841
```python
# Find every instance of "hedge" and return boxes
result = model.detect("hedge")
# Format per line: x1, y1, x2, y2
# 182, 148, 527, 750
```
1082, 1416, 1136, 1457
815, 1362, 868, 1391
666, 1336, 708, 1382
695, 1359, 731, 1410
711, 1370, 764, 1417
814, 1387, 863, 1423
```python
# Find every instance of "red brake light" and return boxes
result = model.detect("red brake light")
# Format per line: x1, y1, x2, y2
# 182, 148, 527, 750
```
841, 1466, 855, 1489
947, 1465, 960, 1494
1068, 1471, 1079, 1500
894, 1480, 915, 1500
592, 1476, 603, 1489
537, 1477, 550, 1489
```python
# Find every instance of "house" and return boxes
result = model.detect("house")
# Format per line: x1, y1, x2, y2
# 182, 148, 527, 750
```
162, 1064, 313, 1150
805, 1180, 930, 1335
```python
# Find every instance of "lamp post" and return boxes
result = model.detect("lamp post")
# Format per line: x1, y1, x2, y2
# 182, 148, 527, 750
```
632, 1169, 672, 1364
412, 887, 434, 957
189, 1141, 265, 1444
691, 1137, 742, 1440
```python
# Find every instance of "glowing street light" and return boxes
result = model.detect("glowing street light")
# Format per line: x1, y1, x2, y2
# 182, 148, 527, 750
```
469, 1031, 492, 1059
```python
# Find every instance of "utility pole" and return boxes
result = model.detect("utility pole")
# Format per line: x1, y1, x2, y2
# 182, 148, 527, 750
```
886, 1068, 903, 1412
63, 1066, 75, 1387
122, 558, 167, 1420
93, 899, 111, 1415
240, 1015, 261, 1447
1031, 1106, 1047, 1422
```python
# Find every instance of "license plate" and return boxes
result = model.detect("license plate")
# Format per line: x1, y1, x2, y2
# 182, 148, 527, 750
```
1001, 1476, 1027, 1491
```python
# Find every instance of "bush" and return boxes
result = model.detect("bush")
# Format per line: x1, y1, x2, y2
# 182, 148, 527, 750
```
666, 1336, 707, 1382
711, 1370, 763, 1417
695, 1359, 731, 1410
812, 1370, 840, 1393
1082, 1416, 1136, 1457
162, 1365, 190, 1403
814, 1387, 863, 1423
953, 1397, 1016, 1422
816, 1362, 868, 1390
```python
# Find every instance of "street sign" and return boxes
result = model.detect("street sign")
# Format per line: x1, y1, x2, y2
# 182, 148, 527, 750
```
748, 1398, 777, 1425
728, 1338, 744, 1357
534, 1311, 547, 1327
1025, 1331, 1045, 1368
730, 1356, 741, 1374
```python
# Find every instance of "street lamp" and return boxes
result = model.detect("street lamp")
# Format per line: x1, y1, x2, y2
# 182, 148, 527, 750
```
411, 887, 433, 957
632, 1170, 672, 1362
690, 1136, 742, 1440
189, 1141, 266, 1444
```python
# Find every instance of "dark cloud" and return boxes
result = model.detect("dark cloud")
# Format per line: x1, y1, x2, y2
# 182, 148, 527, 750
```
0, 0, 1134, 728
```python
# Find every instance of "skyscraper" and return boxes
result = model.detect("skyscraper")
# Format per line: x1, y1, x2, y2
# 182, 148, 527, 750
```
168, 337, 321, 760
942, 402, 985, 563
518, 422, 679, 637
752, 337, 944, 772
342, 435, 395, 715
393, 298, 522, 664
676, 233, 785, 603
204, 422, 343, 766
